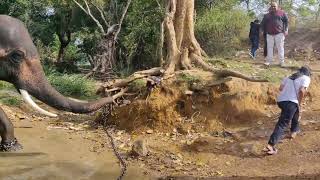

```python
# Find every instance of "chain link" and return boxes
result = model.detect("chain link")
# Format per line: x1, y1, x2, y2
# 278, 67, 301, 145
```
0, 138, 19, 152
102, 104, 127, 180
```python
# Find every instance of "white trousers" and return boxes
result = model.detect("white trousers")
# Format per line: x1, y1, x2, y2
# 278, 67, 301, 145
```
266, 33, 285, 64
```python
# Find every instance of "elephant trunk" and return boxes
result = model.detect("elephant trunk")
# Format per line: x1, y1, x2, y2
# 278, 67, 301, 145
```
17, 77, 113, 115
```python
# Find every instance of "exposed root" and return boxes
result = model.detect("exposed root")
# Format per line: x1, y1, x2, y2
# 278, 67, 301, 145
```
214, 70, 269, 82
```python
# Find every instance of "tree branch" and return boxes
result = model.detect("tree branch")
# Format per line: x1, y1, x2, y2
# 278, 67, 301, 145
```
91, 2, 110, 28
73, 0, 105, 34
114, 0, 132, 41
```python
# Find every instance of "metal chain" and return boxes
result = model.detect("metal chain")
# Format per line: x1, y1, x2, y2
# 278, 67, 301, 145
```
102, 105, 127, 180
0, 138, 19, 152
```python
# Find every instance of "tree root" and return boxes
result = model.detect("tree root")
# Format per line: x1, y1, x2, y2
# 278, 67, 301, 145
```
97, 64, 268, 97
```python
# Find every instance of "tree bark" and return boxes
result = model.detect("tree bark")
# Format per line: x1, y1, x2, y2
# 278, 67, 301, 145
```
163, 0, 207, 75
161, 0, 267, 83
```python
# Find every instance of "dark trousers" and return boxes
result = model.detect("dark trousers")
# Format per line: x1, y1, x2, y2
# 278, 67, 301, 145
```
263, 33, 267, 57
250, 36, 259, 57
268, 101, 300, 146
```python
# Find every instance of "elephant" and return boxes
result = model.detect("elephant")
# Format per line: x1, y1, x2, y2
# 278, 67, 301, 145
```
0, 15, 125, 152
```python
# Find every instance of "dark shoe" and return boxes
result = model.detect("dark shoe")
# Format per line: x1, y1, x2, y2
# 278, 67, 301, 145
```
0, 138, 23, 152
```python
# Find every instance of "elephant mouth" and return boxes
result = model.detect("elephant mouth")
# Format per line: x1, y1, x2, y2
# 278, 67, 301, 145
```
19, 89, 58, 117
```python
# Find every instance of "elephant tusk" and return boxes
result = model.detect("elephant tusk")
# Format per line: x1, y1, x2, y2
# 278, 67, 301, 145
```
19, 89, 58, 117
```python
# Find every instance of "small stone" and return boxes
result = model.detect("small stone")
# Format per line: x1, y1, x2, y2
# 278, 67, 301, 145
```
117, 131, 124, 136
257, 121, 263, 125
131, 139, 149, 157
146, 130, 153, 134
215, 171, 223, 176
185, 90, 193, 95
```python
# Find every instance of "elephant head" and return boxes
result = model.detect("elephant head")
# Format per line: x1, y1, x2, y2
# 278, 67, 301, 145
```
0, 15, 123, 117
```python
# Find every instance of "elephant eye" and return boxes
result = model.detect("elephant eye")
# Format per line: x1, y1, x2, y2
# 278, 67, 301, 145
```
9, 52, 24, 64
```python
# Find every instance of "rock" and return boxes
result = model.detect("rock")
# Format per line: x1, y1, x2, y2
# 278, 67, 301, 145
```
131, 139, 149, 157
240, 142, 260, 155
146, 129, 153, 134
68, 126, 83, 131
17, 114, 26, 120
177, 125, 189, 135
122, 100, 131, 105
185, 90, 193, 95
116, 131, 123, 136
173, 128, 177, 133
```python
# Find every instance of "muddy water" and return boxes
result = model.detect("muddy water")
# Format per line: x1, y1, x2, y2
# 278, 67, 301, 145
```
0, 121, 149, 180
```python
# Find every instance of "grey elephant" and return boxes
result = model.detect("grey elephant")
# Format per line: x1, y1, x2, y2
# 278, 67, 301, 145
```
0, 15, 124, 151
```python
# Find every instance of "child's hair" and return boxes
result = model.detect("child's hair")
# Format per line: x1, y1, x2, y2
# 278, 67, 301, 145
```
254, 19, 260, 23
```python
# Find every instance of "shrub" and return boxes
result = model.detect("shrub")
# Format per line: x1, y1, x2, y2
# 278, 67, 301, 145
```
0, 97, 22, 106
45, 68, 97, 99
196, 9, 250, 56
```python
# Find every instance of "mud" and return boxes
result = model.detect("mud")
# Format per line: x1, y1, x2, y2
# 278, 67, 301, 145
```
0, 105, 149, 180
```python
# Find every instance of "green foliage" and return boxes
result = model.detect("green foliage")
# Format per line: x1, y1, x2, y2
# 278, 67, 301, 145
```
0, 81, 14, 89
196, 8, 250, 56
177, 73, 201, 85
120, 0, 164, 70
128, 79, 146, 92
44, 68, 97, 98
297, 6, 313, 17
0, 96, 23, 106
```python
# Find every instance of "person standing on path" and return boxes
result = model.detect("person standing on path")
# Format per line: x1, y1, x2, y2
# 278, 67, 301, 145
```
249, 19, 260, 59
265, 66, 311, 155
261, 2, 289, 67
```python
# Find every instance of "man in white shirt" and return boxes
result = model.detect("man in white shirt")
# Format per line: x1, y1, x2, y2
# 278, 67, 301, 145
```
265, 66, 311, 155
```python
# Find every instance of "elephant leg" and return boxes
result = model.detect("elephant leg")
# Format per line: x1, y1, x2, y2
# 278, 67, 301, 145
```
0, 107, 22, 151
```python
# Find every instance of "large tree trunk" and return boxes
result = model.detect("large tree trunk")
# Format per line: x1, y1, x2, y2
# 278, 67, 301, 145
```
164, 0, 208, 75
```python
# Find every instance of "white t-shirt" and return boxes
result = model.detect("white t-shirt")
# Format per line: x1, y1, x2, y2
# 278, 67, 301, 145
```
277, 75, 311, 104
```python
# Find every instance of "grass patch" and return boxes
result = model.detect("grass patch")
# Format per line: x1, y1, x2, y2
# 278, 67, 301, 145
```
177, 73, 202, 85
0, 92, 22, 106
0, 81, 14, 90
45, 68, 98, 99
208, 58, 299, 83
129, 79, 146, 92
0, 97, 22, 106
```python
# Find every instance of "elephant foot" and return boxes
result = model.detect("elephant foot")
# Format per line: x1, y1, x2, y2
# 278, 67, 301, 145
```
0, 138, 23, 152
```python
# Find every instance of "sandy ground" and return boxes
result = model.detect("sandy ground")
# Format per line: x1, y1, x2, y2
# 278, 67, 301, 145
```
0, 104, 150, 180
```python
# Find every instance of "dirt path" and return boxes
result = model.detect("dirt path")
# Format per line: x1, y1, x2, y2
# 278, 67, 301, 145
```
0, 104, 149, 180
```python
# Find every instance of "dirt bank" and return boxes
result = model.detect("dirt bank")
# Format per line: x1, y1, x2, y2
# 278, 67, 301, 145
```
106, 70, 278, 134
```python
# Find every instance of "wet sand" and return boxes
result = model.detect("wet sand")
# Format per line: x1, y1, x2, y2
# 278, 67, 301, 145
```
0, 119, 149, 180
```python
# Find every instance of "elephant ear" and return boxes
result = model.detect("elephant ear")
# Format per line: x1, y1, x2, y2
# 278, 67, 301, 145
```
6, 49, 26, 64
